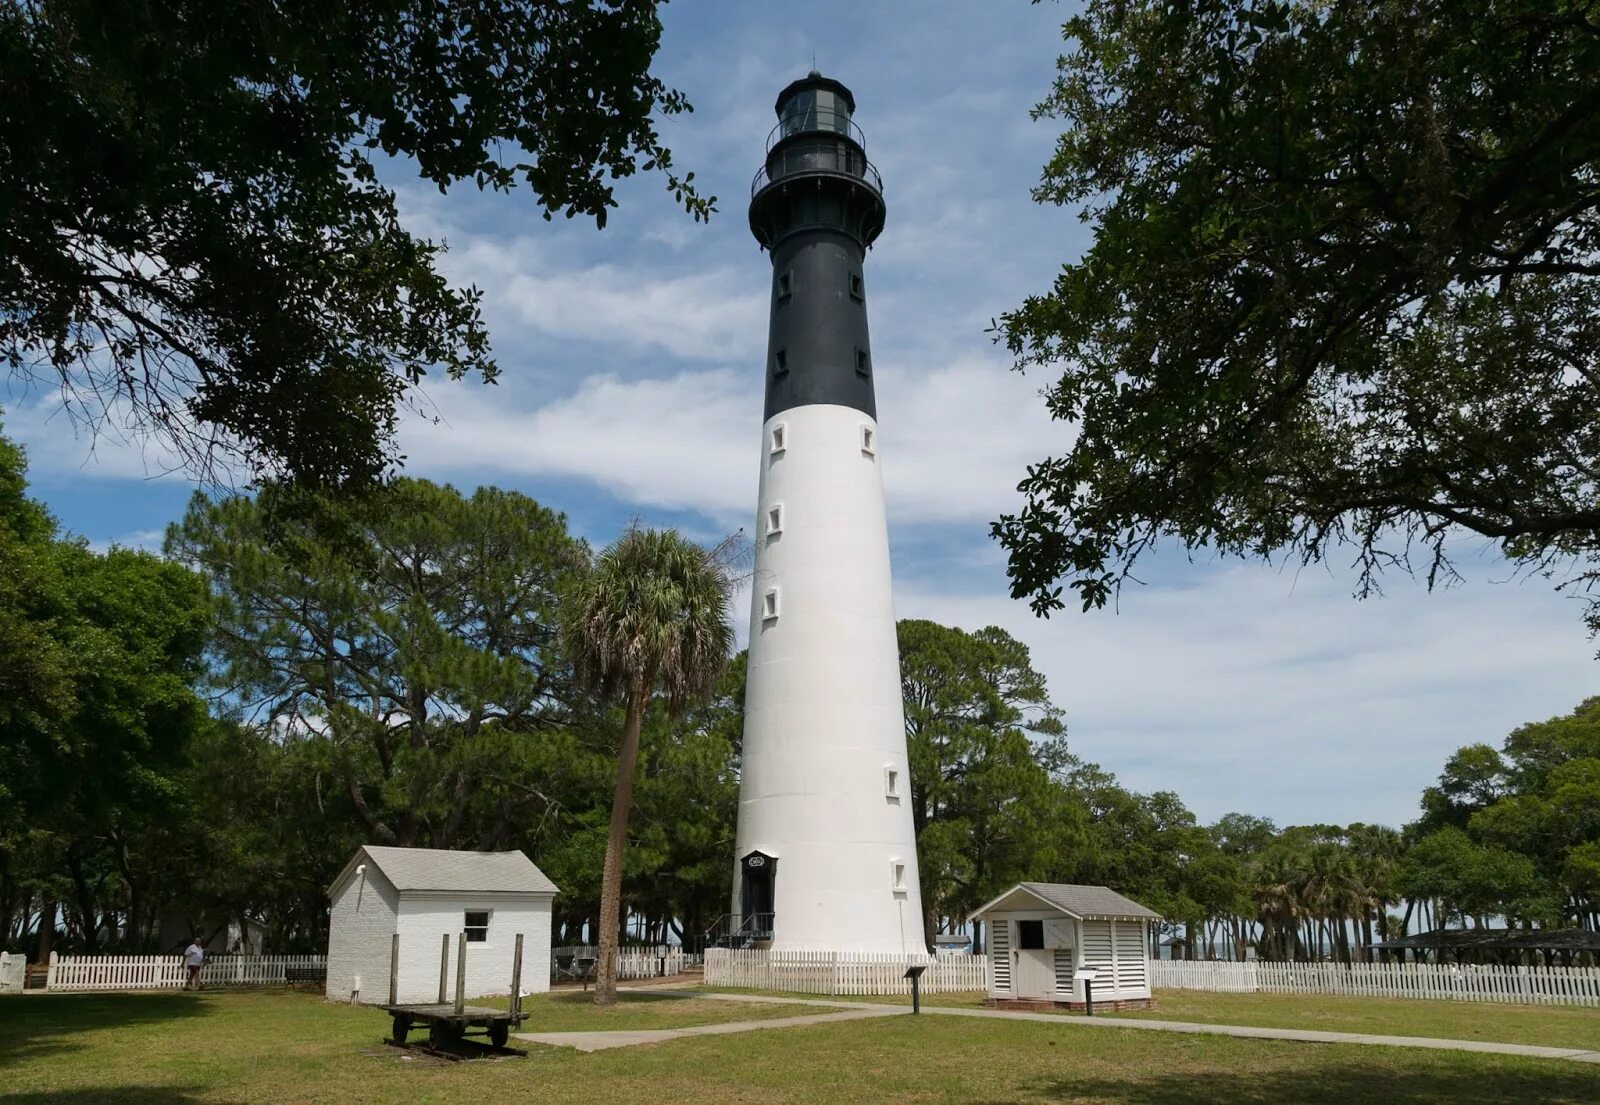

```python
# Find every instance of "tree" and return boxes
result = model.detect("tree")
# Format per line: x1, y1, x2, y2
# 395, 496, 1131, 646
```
898, 620, 1071, 948
560, 527, 736, 1005
996, 0, 1600, 638
0, 416, 209, 954
2, 1, 713, 485
166, 479, 587, 847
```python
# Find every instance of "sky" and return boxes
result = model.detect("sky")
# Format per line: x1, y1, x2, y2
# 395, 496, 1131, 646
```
4, 1, 1595, 831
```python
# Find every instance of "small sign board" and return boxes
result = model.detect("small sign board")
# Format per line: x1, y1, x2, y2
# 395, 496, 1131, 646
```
902, 964, 927, 980
1074, 969, 1100, 981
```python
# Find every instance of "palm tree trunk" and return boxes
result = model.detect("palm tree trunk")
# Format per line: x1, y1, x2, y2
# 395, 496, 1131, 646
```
594, 682, 649, 1006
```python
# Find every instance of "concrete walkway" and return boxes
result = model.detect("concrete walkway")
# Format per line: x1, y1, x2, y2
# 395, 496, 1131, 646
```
512, 988, 1600, 1063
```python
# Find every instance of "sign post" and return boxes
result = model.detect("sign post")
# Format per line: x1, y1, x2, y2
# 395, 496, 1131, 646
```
903, 964, 927, 1015
1075, 969, 1099, 1017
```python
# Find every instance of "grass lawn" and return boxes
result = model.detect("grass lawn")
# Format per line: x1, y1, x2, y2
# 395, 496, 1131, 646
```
3, 989, 1598, 1105
702, 985, 1600, 1052
473, 988, 810, 1030
1111, 989, 1600, 1051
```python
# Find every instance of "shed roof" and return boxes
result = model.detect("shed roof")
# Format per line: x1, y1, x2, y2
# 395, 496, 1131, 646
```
332, 846, 558, 897
975, 882, 1161, 921
1369, 927, 1600, 952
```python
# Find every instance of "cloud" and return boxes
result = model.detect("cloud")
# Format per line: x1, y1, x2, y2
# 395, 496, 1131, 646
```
895, 556, 1597, 828
400, 352, 1066, 531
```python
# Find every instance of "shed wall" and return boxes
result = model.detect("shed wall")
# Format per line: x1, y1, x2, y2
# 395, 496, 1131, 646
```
392, 893, 552, 1005
325, 870, 399, 1003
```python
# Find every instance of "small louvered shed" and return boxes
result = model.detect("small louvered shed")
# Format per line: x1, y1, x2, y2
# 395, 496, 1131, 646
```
973, 883, 1159, 1011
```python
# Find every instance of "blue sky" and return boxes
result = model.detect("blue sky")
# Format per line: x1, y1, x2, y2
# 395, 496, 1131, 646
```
5, 1, 1595, 830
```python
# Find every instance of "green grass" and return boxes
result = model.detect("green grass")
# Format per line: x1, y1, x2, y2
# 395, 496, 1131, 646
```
2, 988, 1597, 1105
702, 984, 1600, 1052
1110, 989, 1600, 1051
472, 988, 810, 1031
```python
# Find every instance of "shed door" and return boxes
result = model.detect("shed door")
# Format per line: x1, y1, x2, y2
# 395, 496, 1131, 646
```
1014, 919, 1054, 1000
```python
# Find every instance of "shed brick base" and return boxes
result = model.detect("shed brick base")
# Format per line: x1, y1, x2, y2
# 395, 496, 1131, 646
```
985, 996, 1157, 1014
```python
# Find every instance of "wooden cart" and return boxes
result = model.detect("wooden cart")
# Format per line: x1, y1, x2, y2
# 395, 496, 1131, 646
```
381, 931, 529, 1058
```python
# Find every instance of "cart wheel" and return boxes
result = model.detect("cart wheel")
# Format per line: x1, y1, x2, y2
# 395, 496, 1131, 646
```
489, 1022, 509, 1049
391, 1016, 411, 1044
429, 1021, 451, 1048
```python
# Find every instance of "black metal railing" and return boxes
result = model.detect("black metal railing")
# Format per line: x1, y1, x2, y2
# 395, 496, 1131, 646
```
751, 150, 883, 199
703, 912, 777, 948
768, 107, 867, 152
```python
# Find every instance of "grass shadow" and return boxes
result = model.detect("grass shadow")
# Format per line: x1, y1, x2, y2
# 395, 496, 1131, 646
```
0, 1092, 209, 1105
1010, 1060, 1600, 1105
0, 993, 210, 1070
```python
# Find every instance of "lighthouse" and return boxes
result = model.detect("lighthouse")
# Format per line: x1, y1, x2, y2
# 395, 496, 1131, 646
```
731, 73, 924, 953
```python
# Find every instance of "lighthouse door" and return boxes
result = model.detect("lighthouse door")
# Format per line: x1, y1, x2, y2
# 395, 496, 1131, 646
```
740, 851, 776, 937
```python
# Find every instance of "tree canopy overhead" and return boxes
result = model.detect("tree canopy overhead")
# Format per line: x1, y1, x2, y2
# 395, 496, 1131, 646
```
1, 0, 711, 486
997, 0, 1600, 637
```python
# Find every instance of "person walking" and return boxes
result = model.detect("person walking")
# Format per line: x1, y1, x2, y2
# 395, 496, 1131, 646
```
184, 938, 205, 990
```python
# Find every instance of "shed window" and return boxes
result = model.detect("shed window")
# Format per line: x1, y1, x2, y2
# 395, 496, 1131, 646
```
464, 910, 490, 943
1017, 919, 1045, 950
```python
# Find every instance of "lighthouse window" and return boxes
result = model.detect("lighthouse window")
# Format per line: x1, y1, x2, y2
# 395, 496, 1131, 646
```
774, 349, 789, 376
884, 767, 900, 799
891, 862, 908, 893
860, 425, 876, 455
777, 271, 792, 301
770, 424, 787, 454
762, 588, 781, 621
855, 348, 870, 377
849, 273, 864, 301
766, 504, 784, 536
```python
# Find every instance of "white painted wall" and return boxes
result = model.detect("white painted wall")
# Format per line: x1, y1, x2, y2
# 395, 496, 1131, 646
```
393, 892, 552, 1005
325, 866, 400, 1003
735, 403, 924, 952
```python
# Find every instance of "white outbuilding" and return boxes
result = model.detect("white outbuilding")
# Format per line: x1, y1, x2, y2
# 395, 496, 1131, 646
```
325, 845, 557, 1005
974, 882, 1160, 1011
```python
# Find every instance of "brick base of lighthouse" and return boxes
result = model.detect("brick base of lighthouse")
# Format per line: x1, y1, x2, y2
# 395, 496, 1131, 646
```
984, 996, 1158, 1014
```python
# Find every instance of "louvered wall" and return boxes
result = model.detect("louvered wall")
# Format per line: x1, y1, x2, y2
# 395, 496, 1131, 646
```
1053, 949, 1075, 995
1081, 920, 1114, 981
990, 920, 1012, 993
1114, 921, 1148, 994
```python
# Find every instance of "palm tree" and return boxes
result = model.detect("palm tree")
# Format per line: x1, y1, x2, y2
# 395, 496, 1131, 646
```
561, 526, 738, 1006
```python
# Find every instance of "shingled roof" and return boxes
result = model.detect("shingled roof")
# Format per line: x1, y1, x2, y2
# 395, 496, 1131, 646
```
333, 846, 558, 896
975, 882, 1161, 921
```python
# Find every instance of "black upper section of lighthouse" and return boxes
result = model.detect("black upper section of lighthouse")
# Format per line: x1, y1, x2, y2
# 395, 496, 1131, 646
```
750, 73, 885, 422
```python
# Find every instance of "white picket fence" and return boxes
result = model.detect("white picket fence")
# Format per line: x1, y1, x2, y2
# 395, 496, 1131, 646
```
704, 948, 988, 996
44, 953, 327, 993
1152, 959, 1600, 1007
551, 945, 699, 980
0, 952, 25, 992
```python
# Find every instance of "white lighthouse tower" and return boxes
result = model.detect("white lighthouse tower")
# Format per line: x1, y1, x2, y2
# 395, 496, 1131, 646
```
730, 73, 924, 953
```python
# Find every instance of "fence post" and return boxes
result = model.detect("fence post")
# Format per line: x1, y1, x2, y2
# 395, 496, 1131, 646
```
454, 932, 467, 1015
46, 951, 58, 991
389, 933, 400, 1006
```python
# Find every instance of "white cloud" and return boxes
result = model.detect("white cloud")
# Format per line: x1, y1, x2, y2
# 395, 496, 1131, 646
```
401, 352, 1066, 531
895, 559, 1597, 828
